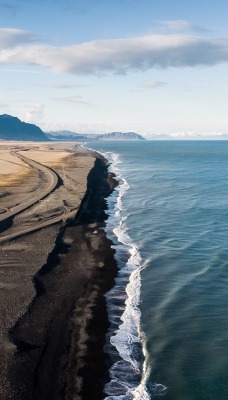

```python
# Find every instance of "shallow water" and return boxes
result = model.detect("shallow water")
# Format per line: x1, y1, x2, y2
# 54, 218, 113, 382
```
88, 141, 228, 399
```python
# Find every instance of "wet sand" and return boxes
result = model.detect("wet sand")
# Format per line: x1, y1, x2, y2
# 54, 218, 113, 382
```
0, 143, 118, 399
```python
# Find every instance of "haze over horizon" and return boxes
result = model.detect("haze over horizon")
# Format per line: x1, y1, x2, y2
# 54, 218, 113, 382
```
1, 0, 228, 138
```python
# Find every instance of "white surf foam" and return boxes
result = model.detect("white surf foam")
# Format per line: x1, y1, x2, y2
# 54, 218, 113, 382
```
97, 151, 151, 399
85, 147, 166, 399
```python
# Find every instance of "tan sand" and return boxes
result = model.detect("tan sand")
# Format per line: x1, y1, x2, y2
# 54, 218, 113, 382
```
0, 148, 29, 186
19, 149, 71, 166
0, 142, 95, 229
0, 141, 96, 338
0, 142, 118, 400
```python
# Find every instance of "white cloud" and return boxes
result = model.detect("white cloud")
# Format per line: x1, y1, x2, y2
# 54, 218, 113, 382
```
160, 20, 210, 33
0, 101, 9, 107
40, 83, 85, 89
0, 28, 38, 49
24, 103, 45, 123
0, 68, 42, 73
1, 31, 228, 75
52, 95, 92, 106
161, 20, 194, 30
143, 80, 166, 89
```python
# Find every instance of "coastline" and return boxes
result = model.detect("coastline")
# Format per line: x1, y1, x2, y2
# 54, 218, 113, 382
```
0, 150, 118, 399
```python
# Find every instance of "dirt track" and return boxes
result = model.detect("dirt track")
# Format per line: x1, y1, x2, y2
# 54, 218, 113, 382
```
0, 151, 59, 223
0, 143, 95, 242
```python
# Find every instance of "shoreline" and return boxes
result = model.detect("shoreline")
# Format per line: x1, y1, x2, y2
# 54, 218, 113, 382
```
0, 151, 119, 399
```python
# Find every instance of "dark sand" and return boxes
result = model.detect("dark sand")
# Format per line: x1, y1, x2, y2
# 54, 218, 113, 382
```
0, 155, 118, 399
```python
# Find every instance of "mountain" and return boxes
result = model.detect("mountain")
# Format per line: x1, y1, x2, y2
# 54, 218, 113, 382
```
47, 130, 88, 141
147, 133, 228, 140
47, 130, 146, 141
0, 114, 49, 141
96, 132, 145, 141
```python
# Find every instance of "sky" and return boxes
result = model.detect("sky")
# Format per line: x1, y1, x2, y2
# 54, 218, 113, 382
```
1, 0, 228, 137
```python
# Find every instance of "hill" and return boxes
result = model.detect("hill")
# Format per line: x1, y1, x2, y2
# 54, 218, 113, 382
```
47, 131, 146, 141
47, 130, 87, 141
0, 114, 49, 141
96, 132, 145, 141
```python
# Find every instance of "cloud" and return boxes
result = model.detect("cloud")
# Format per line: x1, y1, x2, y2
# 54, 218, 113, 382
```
0, 67, 42, 73
0, 2, 17, 14
24, 103, 45, 124
0, 0, 86, 14
0, 101, 9, 107
143, 80, 166, 89
52, 95, 92, 106
0, 28, 38, 49
160, 20, 210, 33
41, 83, 85, 89
1, 32, 228, 75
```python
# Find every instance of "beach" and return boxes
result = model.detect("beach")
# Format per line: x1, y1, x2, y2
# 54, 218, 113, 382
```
0, 142, 118, 399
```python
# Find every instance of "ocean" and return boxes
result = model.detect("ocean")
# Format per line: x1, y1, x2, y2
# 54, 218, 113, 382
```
87, 140, 228, 400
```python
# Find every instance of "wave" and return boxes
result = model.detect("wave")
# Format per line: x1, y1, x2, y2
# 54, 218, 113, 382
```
85, 147, 167, 398
98, 151, 151, 399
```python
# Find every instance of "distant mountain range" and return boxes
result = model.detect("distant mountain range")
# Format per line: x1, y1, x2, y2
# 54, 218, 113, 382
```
47, 130, 146, 141
46, 130, 87, 141
2, 114, 227, 142
0, 116, 147, 142
96, 132, 146, 141
147, 133, 228, 140
0, 114, 48, 141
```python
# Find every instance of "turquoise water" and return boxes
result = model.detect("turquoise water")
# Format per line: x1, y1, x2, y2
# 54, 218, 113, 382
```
88, 141, 228, 399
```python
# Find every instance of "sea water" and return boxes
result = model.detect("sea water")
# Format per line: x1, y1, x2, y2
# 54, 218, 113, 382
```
88, 141, 228, 400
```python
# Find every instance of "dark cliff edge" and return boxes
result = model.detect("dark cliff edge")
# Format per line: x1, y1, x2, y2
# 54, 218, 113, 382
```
8, 154, 119, 400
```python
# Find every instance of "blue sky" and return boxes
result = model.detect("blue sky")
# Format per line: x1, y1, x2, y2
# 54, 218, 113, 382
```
1, 0, 228, 137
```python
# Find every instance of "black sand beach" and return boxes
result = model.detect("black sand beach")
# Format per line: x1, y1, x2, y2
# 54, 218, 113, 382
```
0, 154, 118, 399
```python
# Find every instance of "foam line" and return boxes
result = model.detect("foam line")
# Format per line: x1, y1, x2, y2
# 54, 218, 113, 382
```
85, 147, 166, 399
